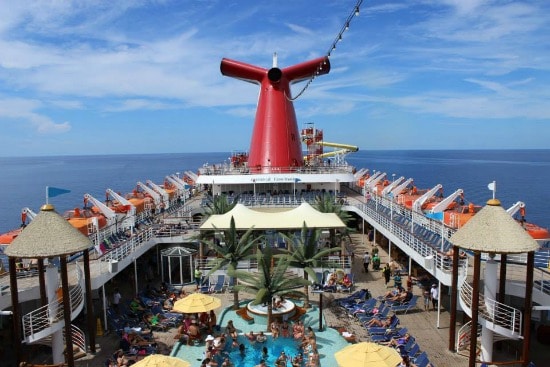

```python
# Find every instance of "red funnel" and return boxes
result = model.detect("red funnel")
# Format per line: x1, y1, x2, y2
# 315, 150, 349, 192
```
221, 56, 330, 173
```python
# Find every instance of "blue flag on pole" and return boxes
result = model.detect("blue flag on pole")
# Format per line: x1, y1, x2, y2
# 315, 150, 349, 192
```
47, 186, 71, 198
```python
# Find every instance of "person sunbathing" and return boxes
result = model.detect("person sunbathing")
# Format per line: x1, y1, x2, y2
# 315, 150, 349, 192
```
382, 332, 412, 348
341, 274, 352, 288
144, 312, 167, 327
387, 290, 408, 303
366, 315, 393, 328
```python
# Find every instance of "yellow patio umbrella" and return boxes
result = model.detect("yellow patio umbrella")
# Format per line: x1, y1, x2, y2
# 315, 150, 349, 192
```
335, 342, 402, 367
172, 292, 222, 313
132, 354, 191, 367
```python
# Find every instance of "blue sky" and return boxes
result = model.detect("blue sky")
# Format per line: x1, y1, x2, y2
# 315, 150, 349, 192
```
0, 0, 548, 156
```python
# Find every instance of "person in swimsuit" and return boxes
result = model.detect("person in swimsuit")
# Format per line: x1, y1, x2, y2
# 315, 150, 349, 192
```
281, 320, 290, 337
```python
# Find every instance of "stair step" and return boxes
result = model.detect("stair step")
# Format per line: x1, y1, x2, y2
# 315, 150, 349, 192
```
74, 351, 87, 360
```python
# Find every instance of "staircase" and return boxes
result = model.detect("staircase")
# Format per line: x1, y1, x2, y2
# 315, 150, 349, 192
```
67, 325, 87, 360
457, 320, 481, 354
29, 324, 88, 360
459, 281, 523, 340
21, 265, 85, 344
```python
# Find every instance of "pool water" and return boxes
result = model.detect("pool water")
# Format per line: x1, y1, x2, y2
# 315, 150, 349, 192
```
171, 304, 350, 366
217, 335, 302, 367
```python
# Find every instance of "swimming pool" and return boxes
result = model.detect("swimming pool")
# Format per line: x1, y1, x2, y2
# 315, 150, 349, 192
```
170, 303, 351, 366
222, 335, 301, 367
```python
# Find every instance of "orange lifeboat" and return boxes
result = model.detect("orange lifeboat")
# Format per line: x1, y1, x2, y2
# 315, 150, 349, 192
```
64, 207, 108, 236
162, 181, 178, 200
443, 202, 482, 229
123, 189, 152, 213
397, 186, 428, 209
0, 228, 23, 245
521, 222, 550, 241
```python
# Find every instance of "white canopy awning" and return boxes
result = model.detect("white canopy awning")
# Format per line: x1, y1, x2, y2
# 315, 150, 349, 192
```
200, 202, 346, 230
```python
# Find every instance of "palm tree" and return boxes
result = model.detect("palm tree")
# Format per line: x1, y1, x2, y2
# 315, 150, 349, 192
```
204, 194, 239, 216
234, 247, 309, 331
201, 216, 262, 309
279, 223, 341, 308
313, 192, 353, 247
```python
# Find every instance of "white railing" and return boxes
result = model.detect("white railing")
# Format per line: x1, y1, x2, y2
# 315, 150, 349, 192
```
460, 281, 522, 338
457, 320, 481, 352
195, 255, 351, 272
356, 200, 469, 277
69, 324, 87, 358
195, 257, 259, 271
155, 225, 198, 238
22, 265, 85, 342
99, 227, 154, 263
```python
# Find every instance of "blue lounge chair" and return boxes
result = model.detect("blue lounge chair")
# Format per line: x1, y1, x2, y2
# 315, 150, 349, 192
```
226, 276, 235, 293
407, 343, 420, 358
370, 327, 408, 343
390, 295, 419, 314
357, 304, 389, 323
212, 274, 225, 293
338, 288, 369, 307
412, 352, 428, 366
347, 298, 377, 317
199, 276, 211, 293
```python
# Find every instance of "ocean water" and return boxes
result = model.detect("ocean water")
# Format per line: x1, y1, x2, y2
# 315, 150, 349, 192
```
0, 150, 549, 233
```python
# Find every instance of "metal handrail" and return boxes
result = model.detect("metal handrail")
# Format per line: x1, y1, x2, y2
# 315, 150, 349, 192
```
68, 324, 87, 356
456, 320, 481, 352
22, 265, 85, 341
460, 281, 522, 337
355, 200, 469, 276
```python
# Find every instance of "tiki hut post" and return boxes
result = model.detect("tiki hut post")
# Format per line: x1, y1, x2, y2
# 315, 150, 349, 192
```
448, 244, 459, 351
8, 257, 22, 364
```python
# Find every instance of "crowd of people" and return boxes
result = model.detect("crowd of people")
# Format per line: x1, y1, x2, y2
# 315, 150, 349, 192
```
190, 316, 321, 367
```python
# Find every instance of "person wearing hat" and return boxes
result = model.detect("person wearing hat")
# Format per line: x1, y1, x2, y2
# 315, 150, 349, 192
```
430, 283, 439, 311
205, 334, 215, 342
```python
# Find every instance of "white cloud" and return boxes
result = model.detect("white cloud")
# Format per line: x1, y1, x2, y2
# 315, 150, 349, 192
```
0, 97, 71, 133
105, 99, 178, 112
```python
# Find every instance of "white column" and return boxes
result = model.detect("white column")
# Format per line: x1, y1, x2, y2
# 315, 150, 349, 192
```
46, 264, 64, 364
481, 257, 497, 362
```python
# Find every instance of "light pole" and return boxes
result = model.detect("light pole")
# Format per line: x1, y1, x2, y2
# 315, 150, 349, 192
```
312, 290, 324, 331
